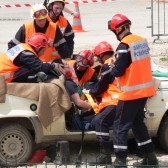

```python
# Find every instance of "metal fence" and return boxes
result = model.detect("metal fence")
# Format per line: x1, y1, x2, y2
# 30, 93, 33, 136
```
15, 163, 168, 168
1, 157, 168, 168
147, 0, 168, 42
1, 162, 168, 168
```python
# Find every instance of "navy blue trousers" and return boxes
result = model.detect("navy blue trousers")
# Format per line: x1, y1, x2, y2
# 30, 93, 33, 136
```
112, 97, 154, 158
91, 105, 116, 144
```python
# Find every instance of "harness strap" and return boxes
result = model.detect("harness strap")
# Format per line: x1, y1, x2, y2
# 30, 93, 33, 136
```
84, 93, 99, 114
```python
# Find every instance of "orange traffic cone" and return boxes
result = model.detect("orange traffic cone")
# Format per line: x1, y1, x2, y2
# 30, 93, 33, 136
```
72, 2, 86, 32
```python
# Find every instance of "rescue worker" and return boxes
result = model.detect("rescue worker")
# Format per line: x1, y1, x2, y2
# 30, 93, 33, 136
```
65, 49, 98, 110
0, 33, 65, 83
44, 50, 98, 163
83, 42, 120, 165
107, 14, 158, 168
44, 0, 79, 17
8, 3, 71, 63
46, 0, 74, 57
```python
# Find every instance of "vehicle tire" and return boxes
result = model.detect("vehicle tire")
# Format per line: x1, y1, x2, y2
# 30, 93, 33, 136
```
0, 123, 33, 165
158, 116, 168, 153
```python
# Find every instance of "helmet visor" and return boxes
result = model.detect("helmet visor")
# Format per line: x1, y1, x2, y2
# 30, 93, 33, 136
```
76, 55, 89, 67
34, 9, 47, 19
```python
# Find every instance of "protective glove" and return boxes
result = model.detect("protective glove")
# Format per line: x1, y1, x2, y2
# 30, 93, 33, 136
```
37, 72, 47, 82
82, 88, 90, 94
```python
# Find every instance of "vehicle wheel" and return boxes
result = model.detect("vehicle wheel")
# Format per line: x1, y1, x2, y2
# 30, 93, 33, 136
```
0, 123, 33, 165
158, 116, 168, 153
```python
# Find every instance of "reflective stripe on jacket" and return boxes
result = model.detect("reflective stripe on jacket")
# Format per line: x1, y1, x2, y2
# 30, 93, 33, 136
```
118, 34, 156, 100
25, 21, 60, 62
98, 57, 120, 112
47, 15, 68, 35
0, 43, 36, 82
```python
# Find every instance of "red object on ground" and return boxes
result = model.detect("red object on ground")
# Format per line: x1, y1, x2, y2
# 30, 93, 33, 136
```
28, 150, 46, 163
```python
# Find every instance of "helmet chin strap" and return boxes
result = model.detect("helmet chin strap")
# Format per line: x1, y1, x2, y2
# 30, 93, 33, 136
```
52, 8, 59, 18
115, 27, 130, 41
48, 4, 59, 21
30, 46, 39, 55
36, 47, 44, 56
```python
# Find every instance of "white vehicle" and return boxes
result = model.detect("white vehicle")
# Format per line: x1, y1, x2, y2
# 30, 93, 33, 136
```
0, 68, 168, 165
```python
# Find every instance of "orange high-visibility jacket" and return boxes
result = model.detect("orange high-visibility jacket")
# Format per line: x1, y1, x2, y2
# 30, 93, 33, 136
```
0, 43, 36, 83
118, 34, 156, 100
47, 15, 68, 35
25, 21, 60, 62
98, 57, 120, 112
67, 60, 95, 85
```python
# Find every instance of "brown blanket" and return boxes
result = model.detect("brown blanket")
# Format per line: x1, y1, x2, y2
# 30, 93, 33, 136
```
0, 75, 6, 103
7, 79, 72, 128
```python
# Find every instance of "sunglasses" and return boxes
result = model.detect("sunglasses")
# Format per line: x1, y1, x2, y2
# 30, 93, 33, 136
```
34, 9, 47, 19
76, 55, 89, 67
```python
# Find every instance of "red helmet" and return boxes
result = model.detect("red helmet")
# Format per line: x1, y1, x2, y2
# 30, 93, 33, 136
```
76, 50, 94, 67
28, 33, 49, 49
108, 14, 131, 33
94, 41, 114, 58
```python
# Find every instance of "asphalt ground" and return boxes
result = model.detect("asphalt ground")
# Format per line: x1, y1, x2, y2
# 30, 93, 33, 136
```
0, 0, 165, 54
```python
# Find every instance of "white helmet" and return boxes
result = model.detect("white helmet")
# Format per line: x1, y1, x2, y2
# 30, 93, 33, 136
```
47, 0, 65, 7
30, 3, 48, 20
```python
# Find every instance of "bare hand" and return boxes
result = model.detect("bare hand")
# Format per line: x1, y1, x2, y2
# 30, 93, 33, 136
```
54, 63, 65, 75
108, 60, 115, 69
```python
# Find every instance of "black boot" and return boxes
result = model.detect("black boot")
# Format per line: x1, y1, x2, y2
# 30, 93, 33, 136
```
133, 152, 158, 168
105, 157, 127, 168
89, 141, 112, 165
44, 145, 56, 162
113, 157, 127, 168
